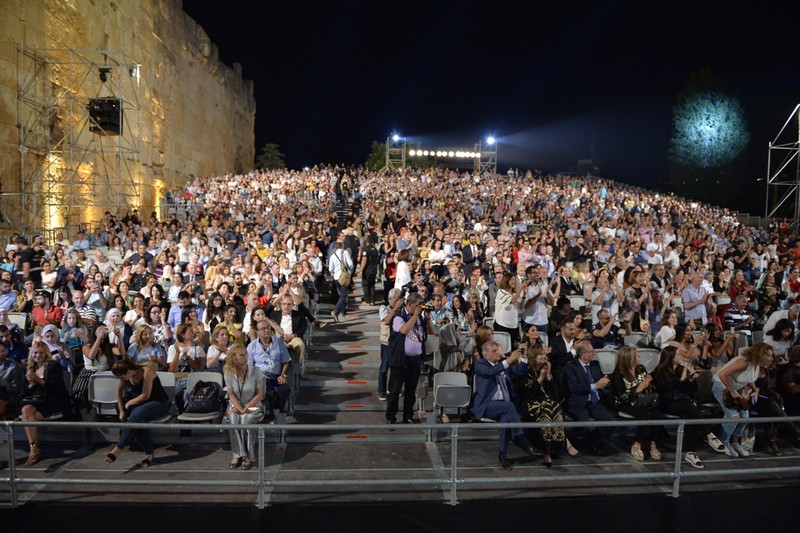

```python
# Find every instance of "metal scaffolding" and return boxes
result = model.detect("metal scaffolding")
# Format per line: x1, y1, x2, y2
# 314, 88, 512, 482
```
16, 46, 143, 235
384, 135, 406, 171
765, 103, 800, 226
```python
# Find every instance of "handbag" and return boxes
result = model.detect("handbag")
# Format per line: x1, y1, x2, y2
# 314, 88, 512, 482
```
387, 327, 407, 368
336, 251, 351, 286
722, 388, 751, 410
636, 392, 659, 409
184, 380, 222, 413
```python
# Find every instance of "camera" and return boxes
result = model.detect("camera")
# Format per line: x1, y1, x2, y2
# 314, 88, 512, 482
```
420, 303, 434, 311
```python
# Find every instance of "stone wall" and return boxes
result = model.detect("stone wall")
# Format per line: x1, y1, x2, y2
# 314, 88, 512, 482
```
0, 0, 255, 234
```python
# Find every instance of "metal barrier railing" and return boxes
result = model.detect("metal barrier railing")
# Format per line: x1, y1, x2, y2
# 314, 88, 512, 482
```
3, 416, 800, 508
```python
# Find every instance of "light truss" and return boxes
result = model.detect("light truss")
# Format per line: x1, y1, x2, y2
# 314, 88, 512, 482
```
765, 104, 800, 227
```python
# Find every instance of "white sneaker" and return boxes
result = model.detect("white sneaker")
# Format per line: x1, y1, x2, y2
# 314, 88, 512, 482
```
685, 452, 704, 469
724, 443, 739, 457
732, 443, 751, 457
706, 435, 726, 453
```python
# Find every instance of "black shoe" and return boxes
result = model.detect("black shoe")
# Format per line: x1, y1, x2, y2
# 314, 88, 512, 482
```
402, 418, 422, 424
386, 419, 396, 431
591, 444, 612, 456
514, 437, 539, 457
498, 453, 513, 470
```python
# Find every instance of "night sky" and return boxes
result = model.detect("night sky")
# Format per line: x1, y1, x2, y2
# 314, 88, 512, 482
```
183, 1, 799, 191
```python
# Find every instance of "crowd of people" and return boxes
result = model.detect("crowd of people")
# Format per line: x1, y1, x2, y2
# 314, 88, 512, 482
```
1, 164, 800, 472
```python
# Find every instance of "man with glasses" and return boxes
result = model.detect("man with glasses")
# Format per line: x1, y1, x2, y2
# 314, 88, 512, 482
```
564, 341, 615, 455
269, 295, 307, 366
591, 310, 626, 349
247, 318, 292, 420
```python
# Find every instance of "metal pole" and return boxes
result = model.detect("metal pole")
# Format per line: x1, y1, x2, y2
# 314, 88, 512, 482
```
765, 141, 772, 220
671, 421, 685, 498
257, 426, 265, 509
6, 424, 18, 508
449, 424, 458, 506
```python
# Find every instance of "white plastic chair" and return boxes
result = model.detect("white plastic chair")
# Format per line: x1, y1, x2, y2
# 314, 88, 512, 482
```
637, 348, 660, 373
567, 295, 588, 311
595, 349, 618, 375
88, 371, 119, 419
623, 332, 648, 347
493, 331, 512, 354
433, 372, 471, 422
7, 312, 27, 331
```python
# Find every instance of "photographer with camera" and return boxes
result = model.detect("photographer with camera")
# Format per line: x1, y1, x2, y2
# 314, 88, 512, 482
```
385, 292, 434, 425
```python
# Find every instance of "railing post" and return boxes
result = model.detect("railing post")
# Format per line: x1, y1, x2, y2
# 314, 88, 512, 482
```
449, 424, 459, 506
671, 421, 685, 498
257, 425, 266, 509
6, 424, 18, 508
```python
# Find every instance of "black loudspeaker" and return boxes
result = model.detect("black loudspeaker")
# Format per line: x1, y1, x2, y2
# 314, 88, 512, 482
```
86, 97, 123, 135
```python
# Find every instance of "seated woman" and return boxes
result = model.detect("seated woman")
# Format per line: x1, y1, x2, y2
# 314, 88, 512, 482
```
19, 341, 71, 466
516, 345, 570, 466
223, 345, 265, 470
654, 345, 726, 469
144, 303, 173, 355
438, 323, 468, 375
610, 347, 662, 461
699, 323, 736, 373
753, 359, 800, 455
206, 324, 232, 373
127, 325, 166, 370
763, 318, 794, 364
103, 308, 133, 354
181, 305, 207, 348
102, 359, 171, 468
167, 322, 205, 410
653, 310, 678, 349
40, 324, 73, 373
712, 343, 774, 458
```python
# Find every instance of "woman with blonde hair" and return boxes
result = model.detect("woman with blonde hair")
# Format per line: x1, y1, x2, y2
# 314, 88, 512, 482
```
19, 341, 70, 466
712, 342, 775, 457
223, 344, 265, 469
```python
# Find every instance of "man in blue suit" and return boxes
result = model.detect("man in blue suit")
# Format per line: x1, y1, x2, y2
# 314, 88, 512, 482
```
471, 340, 538, 469
564, 341, 615, 455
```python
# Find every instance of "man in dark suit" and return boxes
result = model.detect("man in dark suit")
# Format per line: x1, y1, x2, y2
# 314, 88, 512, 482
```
461, 233, 483, 278
564, 341, 615, 455
269, 294, 308, 366
549, 318, 577, 380
471, 340, 538, 469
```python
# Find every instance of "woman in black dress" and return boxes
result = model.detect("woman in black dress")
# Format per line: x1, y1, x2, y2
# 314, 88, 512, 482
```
102, 359, 170, 468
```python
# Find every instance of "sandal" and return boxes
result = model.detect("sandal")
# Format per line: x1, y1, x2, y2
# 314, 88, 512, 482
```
230, 457, 243, 469
631, 442, 644, 461
24, 442, 41, 467
650, 446, 662, 461
242, 459, 253, 470
139, 454, 154, 469
566, 441, 582, 458
104, 452, 118, 464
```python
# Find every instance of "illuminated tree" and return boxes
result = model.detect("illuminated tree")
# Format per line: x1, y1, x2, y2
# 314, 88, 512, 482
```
255, 143, 285, 169
670, 92, 749, 169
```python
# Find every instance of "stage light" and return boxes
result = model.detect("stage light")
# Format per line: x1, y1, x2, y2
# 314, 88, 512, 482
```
486, 136, 495, 145
409, 149, 416, 156
98, 67, 112, 83
448, 151, 454, 157
392, 134, 400, 142
423, 150, 429, 156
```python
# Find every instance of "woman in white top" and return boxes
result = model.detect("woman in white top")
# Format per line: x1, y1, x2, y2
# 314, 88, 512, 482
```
206, 324, 232, 372
763, 318, 794, 362
393, 249, 412, 290
712, 343, 774, 457
653, 310, 678, 349
493, 272, 525, 345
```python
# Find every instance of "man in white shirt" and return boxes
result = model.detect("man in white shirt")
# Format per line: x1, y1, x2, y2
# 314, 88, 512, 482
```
327, 241, 354, 323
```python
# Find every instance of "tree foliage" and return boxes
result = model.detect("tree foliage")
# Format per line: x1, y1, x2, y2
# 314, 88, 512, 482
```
255, 143, 286, 169
364, 140, 386, 170
669, 92, 750, 169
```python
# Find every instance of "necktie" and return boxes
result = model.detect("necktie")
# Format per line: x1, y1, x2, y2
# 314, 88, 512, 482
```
497, 372, 510, 402
584, 365, 600, 403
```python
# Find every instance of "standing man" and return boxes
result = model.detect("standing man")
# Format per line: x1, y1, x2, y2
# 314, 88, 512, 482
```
385, 293, 433, 425
328, 241, 354, 323
471, 340, 538, 469
360, 237, 380, 306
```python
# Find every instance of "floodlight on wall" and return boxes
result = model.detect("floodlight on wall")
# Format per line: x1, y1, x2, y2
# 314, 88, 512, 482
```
98, 67, 112, 83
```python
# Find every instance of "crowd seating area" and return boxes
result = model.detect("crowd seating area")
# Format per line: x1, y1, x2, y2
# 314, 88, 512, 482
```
2, 165, 800, 473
